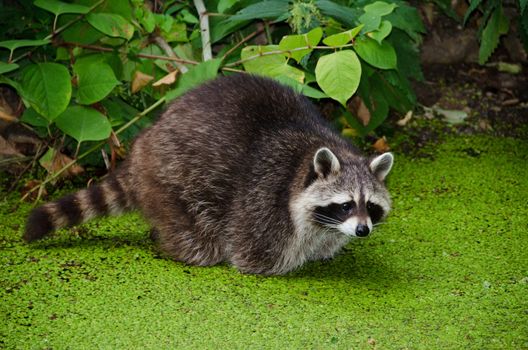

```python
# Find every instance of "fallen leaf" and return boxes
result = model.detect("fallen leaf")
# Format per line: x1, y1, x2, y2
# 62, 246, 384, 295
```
152, 70, 179, 87
39, 148, 84, 178
372, 136, 390, 153
21, 180, 48, 201
396, 110, 413, 126
131, 71, 154, 94
347, 96, 371, 126
433, 106, 468, 125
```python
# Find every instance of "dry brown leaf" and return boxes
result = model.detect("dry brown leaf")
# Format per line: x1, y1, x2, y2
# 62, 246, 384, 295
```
131, 71, 154, 94
372, 136, 390, 153
40, 150, 84, 178
396, 110, 413, 126
347, 96, 371, 126
21, 180, 48, 201
152, 70, 179, 87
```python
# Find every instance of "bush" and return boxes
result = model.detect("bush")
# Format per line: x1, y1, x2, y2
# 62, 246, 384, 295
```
0, 0, 424, 185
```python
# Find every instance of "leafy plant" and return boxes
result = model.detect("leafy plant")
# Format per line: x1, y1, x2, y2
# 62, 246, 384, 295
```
463, 0, 514, 64
0, 0, 425, 194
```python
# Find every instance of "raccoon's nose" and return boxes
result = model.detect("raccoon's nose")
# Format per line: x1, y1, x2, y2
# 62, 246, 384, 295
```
356, 224, 370, 237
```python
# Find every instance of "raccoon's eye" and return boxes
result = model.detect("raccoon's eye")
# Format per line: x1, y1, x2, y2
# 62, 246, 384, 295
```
367, 201, 384, 224
340, 201, 354, 212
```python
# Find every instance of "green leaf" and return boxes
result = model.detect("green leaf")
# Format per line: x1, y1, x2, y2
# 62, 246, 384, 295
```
21, 108, 50, 127
479, 5, 509, 64
315, 0, 361, 27
363, 1, 397, 16
20, 63, 71, 121
358, 12, 381, 33
241, 45, 305, 83
165, 59, 222, 101
229, 0, 290, 21
87, 13, 134, 40
218, 0, 239, 13
322, 25, 363, 46
384, 5, 425, 42
521, 0, 527, 14
354, 37, 397, 69
54, 106, 112, 142
0, 39, 50, 55
0, 62, 19, 74
463, 0, 483, 25
278, 27, 323, 62
315, 50, 361, 106
74, 60, 119, 105
274, 76, 328, 99
34, 0, 90, 16
368, 20, 392, 44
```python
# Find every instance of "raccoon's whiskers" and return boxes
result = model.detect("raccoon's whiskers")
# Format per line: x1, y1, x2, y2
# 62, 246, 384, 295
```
312, 213, 341, 225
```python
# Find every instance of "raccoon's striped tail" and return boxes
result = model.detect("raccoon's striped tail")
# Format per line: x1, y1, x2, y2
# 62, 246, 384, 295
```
24, 172, 133, 242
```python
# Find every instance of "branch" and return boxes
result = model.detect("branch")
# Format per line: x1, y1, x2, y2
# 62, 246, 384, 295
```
152, 36, 189, 73
193, 0, 212, 61
60, 42, 199, 65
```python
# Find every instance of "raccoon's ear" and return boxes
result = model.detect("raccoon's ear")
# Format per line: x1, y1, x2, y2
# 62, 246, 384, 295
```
313, 147, 341, 178
370, 152, 394, 181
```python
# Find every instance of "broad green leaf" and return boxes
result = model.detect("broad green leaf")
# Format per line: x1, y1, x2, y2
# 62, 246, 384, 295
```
20, 63, 71, 121
54, 106, 112, 142
354, 37, 397, 69
278, 27, 323, 62
368, 20, 392, 44
165, 59, 221, 101
180, 9, 199, 24
521, 0, 527, 14
359, 12, 381, 33
218, 0, 239, 13
315, 50, 361, 106
275, 76, 328, 99
315, 0, 361, 27
0, 62, 19, 74
87, 13, 134, 40
164, 22, 188, 43
34, 0, 90, 16
323, 25, 363, 46
74, 61, 119, 105
60, 18, 103, 45
229, 0, 290, 21
0, 39, 50, 56
21, 108, 49, 127
363, 1, 397, 16
387, 29, 423, 81
384, 5, 425, 42
479, 5, 509, 64
241, 45, 305, 83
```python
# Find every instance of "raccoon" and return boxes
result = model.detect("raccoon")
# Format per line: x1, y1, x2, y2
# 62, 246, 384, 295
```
24, 74, 393, 275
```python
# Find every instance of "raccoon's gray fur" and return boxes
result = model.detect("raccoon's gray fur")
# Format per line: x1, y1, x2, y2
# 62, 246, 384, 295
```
24, 75, 393, 275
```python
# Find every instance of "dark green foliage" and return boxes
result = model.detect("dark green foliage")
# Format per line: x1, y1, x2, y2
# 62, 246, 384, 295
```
0, 0, 425, 180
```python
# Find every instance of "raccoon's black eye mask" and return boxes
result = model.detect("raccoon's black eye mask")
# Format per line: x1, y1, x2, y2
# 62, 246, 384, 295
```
314, 200, 385, 226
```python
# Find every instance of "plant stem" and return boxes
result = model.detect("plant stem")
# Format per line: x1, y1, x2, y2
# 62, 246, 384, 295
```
152, 36, 189, 73
60, 42, 200, 65
221, 27, 266, 62
193, 0, 212, 61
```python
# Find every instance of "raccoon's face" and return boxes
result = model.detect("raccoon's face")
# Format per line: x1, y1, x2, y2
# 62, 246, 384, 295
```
294, 147, 393, 238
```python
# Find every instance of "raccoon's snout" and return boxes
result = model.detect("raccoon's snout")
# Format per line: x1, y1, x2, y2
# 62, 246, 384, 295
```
355, 224, 370, 237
